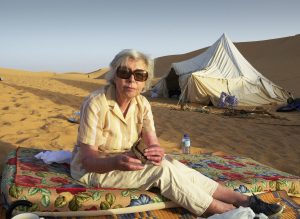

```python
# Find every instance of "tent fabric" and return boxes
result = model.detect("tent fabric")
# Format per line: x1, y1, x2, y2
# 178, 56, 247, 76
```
150, 79, 168, 98
152, 33, 289, 106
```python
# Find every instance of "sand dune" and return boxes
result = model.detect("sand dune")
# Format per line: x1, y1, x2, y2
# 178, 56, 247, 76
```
0, 68, 299, 178
88, 67, 110, 79
0, 69, 105, 169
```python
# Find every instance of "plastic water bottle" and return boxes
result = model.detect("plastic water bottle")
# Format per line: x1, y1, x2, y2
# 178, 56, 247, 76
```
182, 134, 191, 154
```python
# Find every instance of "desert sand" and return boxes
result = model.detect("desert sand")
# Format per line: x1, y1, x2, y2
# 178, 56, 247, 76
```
0, 67, 299, 178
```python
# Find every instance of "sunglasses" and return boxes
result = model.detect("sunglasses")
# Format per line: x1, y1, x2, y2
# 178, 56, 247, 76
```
116, 66, 148, 82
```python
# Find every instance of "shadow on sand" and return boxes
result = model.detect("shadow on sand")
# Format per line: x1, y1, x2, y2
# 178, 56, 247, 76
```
52, 78, 106, 93
4, 83, 84, 109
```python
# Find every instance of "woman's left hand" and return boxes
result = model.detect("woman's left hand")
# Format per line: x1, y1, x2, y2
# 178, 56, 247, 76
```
144, 144, 165, 165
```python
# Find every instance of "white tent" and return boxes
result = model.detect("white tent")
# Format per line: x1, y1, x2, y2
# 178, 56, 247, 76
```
152, 33, 289, 106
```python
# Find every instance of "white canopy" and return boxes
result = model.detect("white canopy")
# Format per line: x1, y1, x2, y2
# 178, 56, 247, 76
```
152, 33, 289, 106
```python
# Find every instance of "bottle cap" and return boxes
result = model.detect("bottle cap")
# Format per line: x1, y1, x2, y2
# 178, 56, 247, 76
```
183, 134, 189, 138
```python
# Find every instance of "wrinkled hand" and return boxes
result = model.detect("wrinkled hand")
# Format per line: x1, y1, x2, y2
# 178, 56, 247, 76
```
113, 153, 145, 171
144, 144, 165, 165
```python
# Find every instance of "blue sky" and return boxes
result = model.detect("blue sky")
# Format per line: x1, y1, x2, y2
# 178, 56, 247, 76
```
0, 0, 299, 73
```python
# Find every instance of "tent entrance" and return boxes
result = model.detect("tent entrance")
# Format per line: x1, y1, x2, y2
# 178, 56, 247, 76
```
166, 68, 181, 98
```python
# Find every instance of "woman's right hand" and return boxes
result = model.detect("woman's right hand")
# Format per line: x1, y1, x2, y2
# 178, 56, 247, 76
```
113, 153, 145, 171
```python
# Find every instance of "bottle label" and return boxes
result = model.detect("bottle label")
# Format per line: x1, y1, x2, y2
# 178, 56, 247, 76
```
183, 140, 190, 147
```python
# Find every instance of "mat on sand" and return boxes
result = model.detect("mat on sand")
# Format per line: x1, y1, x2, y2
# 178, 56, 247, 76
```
1, 191, 299, 219
1, 147, 300, 218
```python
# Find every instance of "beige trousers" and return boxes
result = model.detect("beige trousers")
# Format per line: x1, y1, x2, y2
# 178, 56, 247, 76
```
79, 155, 218, 215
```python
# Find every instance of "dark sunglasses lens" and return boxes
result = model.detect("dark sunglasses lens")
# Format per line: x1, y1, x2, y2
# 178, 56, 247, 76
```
117, 68, 131, 79
134, 71, 148, 81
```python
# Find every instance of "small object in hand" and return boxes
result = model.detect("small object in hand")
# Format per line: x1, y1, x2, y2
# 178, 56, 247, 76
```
131, 140, 148, 164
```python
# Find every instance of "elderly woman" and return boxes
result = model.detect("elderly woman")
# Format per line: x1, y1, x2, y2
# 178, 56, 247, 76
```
70, 49, 282, 217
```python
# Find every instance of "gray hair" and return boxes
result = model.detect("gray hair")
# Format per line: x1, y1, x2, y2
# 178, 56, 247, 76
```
105, 49, 153, 92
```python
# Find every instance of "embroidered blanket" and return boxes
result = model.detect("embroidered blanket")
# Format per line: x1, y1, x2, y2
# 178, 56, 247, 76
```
1, 147, 299, 216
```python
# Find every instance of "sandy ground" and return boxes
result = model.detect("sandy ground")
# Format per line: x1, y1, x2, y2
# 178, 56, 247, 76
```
0, 68, 299, 177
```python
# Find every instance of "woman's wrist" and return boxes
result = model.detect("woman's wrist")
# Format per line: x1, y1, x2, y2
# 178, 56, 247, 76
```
110, 155, 119, 171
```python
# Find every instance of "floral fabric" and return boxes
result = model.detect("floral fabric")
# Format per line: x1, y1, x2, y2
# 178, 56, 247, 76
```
1, 148, 168, 213
170, 153, 300, 196
1, 147, 299, 214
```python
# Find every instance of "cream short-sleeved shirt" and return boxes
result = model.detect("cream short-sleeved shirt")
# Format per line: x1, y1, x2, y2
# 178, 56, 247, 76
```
71, 84, 156, 179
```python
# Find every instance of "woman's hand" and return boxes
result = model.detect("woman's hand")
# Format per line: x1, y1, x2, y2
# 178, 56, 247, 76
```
113, 153, 145, 171
144, 144, 165, 165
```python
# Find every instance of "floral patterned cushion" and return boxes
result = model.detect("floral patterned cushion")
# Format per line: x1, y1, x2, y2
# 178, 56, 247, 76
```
1, 147, 169, 213
171, 153, 300, 196
1, 147, 300, 215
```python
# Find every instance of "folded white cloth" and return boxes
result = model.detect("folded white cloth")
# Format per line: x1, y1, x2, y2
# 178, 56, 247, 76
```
35, 150, 72, 164
197, 207, 268, 219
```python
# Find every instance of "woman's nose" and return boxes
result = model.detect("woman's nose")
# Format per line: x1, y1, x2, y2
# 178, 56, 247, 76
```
128, 74, 135, 82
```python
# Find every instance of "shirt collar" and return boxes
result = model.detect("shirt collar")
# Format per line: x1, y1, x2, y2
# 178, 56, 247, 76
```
106, 84, 138, 123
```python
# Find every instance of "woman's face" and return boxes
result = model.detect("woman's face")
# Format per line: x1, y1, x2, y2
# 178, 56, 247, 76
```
114, 59, 147, 101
